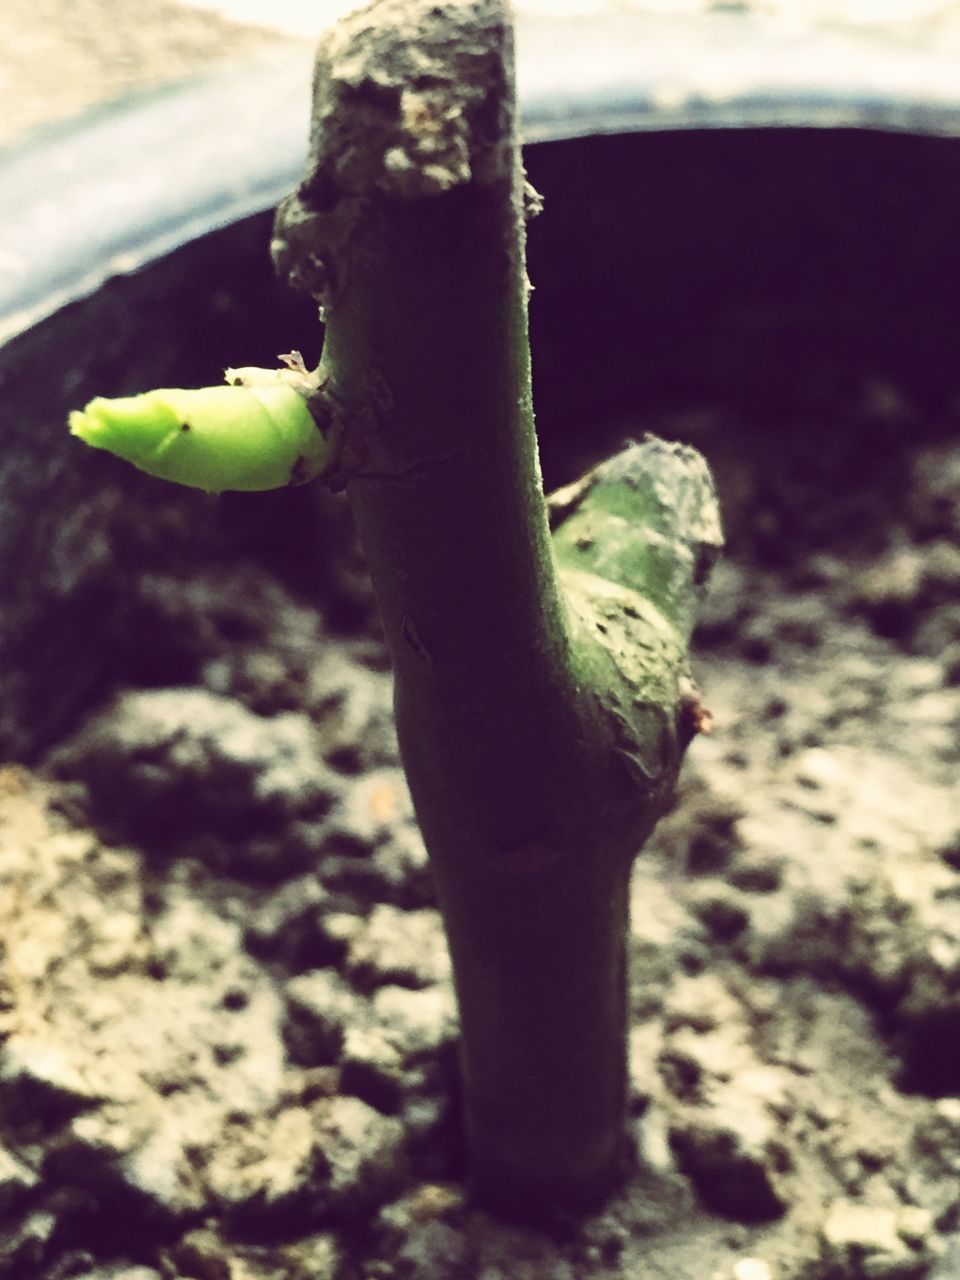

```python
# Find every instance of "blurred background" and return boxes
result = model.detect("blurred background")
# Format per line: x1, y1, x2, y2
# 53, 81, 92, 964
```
3, 0, 959, 150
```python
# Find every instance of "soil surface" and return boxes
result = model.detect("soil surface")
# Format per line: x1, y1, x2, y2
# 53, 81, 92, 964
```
4, 7, 960, 1278
0, 372, 959, 1279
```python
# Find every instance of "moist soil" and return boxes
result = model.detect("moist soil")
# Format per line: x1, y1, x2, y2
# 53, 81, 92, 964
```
1, 340, 960, 1276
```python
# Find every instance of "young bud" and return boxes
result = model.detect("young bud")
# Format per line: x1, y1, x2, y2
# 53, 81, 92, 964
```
69, 373, 335, 493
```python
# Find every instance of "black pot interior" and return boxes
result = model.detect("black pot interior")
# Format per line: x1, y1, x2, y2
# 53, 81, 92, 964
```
1, 125, 958, 758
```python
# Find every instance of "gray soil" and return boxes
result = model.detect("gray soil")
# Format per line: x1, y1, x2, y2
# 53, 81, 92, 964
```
1, 374, 959, 1279
3, 2, 960, 1276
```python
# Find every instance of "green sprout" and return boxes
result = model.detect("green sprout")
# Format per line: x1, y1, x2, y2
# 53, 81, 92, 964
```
69, 356, 336, 493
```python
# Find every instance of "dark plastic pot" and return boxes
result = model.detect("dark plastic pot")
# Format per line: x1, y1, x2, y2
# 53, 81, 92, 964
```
1, 10, 959, 758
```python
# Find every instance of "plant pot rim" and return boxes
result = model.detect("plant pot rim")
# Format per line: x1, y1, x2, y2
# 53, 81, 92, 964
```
1, 8, 959, 345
